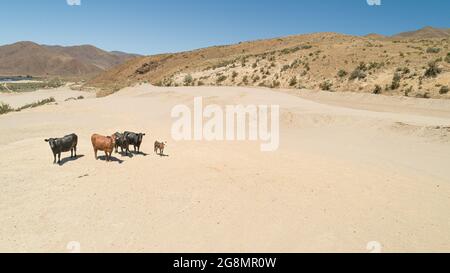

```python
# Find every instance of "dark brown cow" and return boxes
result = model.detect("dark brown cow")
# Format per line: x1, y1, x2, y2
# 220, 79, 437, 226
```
91, 134, 116, 162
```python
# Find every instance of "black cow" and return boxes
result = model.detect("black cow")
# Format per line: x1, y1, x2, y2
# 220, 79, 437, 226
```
114, 132, 130, 155
45, 134, 78, 164
124, 131, 146, 153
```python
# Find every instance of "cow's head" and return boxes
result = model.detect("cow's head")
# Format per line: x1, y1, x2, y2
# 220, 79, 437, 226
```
45, 138, 57, 149
110, 135, 117, 145
138, 133, 146, 143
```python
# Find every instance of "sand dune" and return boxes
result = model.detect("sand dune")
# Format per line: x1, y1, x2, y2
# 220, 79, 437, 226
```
0, 84, 449, 252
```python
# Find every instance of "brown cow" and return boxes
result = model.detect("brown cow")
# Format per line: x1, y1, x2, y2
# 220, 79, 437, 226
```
91, 134, 116, 162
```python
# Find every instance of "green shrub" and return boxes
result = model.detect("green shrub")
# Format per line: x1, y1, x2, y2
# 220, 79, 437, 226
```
337, 69, 348, 78
319, 81, 333, 91
0, 102, 13, 115
216, 75, 227, 84
426, 47, 441, 54
424, 61, 442, 78
445, 52, 450, 64
242, 76, 249, 85
183, 74, 193, 86
396, 67, 410, 75
373, 85, 382, 94
281, 64, 290, 72
349, 68, 366, 80
439, 86, 449, 95
271, 81, 281, 88
391, 73, 401, 90
289, 77, 297, 87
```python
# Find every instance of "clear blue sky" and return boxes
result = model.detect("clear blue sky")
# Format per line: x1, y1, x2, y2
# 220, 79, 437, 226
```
0, 0, 449, 55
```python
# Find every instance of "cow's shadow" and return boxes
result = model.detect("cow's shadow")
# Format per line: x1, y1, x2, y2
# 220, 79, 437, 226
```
156, 153, 169, 157
131, 151, 149, 157
59, 155, 85, 166
116, 151, 134, 158
97, 155, 124, 164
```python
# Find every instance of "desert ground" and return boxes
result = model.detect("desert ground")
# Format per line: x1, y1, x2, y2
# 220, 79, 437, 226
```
1, 84, 449, 253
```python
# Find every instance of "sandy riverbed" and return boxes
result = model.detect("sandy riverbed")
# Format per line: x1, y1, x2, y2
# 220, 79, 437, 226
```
0, 84, 449, 252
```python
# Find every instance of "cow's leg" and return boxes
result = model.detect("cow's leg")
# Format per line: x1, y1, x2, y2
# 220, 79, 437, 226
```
74, 146, 77, 157
94, 149, 98, 160
58, 153, 61, 164
71, 149, 73, 158
53, 153, 57, 164
105, 151, 109, 162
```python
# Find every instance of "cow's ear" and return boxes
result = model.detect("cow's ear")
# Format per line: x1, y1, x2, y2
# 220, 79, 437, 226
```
142, 134, 146, 136
45, 139, 49, 142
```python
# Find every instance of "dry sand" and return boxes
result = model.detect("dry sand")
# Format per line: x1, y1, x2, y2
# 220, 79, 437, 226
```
0, 84, 449, 253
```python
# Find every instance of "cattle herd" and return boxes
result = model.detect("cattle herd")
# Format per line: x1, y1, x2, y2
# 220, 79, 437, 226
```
45, 132, 167, 164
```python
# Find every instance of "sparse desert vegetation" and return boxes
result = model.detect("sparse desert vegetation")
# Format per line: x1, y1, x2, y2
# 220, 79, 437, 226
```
0, 97, 55, 115
0, 79, 64, 93
0, 102, 14, 115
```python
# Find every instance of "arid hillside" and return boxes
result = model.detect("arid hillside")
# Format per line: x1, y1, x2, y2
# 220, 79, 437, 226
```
88, 27, 450, 98
393, 26, 450, 39
0, 42, 139, 79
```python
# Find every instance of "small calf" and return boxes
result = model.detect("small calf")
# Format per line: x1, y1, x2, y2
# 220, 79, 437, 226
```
154, 141, 167, 155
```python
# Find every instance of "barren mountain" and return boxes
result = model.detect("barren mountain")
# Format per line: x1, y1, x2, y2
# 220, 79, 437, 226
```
88, 27, 450, 98
392, 26, 450, 39
0, 42, 139, 79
